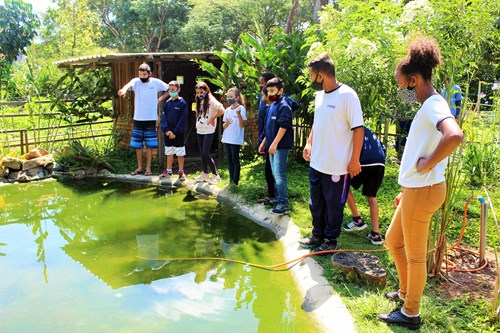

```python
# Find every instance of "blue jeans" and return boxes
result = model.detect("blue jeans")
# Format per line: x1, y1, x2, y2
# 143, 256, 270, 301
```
309, 167, 350, 240
269, 149, 289, 205
224, 143, 241, 185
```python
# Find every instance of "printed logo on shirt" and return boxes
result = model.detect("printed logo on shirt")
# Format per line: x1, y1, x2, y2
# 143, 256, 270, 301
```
327, 104, 336, 109
271, 116, 277, 120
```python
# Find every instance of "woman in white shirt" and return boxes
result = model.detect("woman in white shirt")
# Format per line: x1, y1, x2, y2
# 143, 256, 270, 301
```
378, 37, 464, 331
193, 82, 225, 184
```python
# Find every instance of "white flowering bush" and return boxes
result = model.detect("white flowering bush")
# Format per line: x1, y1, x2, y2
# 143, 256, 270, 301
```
345, 37, 378, 59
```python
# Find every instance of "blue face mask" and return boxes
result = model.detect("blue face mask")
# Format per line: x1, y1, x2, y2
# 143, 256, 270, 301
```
169, 91, 178, 98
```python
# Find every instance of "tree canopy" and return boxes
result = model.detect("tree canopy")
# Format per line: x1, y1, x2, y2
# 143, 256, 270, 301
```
0, 0, 39, 63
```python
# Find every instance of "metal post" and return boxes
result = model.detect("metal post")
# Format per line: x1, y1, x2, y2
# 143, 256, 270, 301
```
478, 197, 488, 266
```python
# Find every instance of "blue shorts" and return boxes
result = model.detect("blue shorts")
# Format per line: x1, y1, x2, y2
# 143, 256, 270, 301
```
130, 120, 158, 149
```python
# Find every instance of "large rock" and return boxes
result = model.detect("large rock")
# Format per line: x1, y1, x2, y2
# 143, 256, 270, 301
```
7, 167, 51, 181
23, 147, 49, 160
22, 154, 55, 171
331, 252, 386, 287
1, 156, 23, 170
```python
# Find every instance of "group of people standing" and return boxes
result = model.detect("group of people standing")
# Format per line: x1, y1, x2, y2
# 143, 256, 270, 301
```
119, 36, 464, 330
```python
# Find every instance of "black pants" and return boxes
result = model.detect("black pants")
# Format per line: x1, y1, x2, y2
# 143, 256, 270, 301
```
309, 167, 350, 240
197, 133, 217, 174
224, 143, 241, 185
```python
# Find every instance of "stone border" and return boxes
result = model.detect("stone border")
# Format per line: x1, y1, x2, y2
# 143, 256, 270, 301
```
8, 172, 356, 332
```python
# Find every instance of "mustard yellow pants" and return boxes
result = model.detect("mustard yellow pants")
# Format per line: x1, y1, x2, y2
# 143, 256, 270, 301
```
385, 182, 446, 315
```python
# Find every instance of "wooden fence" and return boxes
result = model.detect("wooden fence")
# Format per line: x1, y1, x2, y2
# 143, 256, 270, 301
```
1, 100, 113, 155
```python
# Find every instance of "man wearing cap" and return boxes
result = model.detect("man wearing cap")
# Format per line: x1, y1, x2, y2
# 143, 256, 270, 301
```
118, 63, 169, 175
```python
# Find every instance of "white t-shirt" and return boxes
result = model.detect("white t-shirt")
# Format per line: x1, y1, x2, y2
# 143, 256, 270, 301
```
130, 78, 169, 121
399, 94, 454, 187
222, 105, 247, 145
310, 84, 364, 175
196, 97, 223, 135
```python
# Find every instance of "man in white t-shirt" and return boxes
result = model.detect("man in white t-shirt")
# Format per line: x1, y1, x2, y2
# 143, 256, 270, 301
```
118, 63, 169, 176
299, 53, 364, 253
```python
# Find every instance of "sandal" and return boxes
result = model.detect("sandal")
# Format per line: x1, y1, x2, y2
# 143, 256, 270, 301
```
130, 169, 143, 176
144, 171, 153, 176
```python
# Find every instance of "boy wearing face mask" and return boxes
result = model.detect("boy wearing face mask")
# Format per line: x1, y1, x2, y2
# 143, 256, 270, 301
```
258, 77, 295, 215
159, 81, 188, 180
118, 63, 169, 176
300, 53, 364, 253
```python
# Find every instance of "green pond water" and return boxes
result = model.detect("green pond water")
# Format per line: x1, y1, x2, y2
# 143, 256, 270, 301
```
0, 179, 317, 333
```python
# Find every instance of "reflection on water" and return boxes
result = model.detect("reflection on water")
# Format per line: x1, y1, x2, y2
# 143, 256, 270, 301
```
0, 180, 316, 333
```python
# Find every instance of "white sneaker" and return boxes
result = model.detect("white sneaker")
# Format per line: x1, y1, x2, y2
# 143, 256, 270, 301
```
194, 172, 210, 182
343, 219, 368, 232
208, 174, 221, 184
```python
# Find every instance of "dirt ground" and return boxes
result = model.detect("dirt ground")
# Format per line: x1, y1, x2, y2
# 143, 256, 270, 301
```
437, 248, 498, 302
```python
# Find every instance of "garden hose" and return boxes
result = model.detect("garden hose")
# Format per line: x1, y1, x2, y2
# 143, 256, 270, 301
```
443, 197, 489, 272
137, 198, 489, 273
136, 248, 388, 272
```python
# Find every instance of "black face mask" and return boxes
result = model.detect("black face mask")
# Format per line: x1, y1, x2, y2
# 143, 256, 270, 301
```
140, 77, 150, 83
311, 73, 323, 91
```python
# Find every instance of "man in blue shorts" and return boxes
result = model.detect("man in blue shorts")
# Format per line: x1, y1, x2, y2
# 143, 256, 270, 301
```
118, 63, 169, 175
343, 126, 386, 245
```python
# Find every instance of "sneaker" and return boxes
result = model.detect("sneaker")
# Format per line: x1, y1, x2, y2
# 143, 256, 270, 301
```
256, 196, 271, 203
366, 232, 384, 245
178, 171, 186, 181
298, 235, 324, 249
195, 172, 210, 182
159, 170, 173, 179
263, 198, 279, 206
271, 204, 290, 215
312, 238, 339, 254
343, 218, 368, 232
208, 174, 221, 185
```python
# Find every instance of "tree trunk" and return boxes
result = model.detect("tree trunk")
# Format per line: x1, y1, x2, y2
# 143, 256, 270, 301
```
285, 0, 300, 35
314, 0, 330, 22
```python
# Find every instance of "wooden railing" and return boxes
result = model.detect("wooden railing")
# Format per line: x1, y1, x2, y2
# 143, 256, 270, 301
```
1, 99, 113, 154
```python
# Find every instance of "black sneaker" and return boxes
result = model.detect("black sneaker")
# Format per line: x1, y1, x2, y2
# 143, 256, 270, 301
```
312, 238, 339, 254
298, 235, 323, 249
378, 308, 421, 330
343, 218, 368, 232
264, 198, 279, 206
366, 232, 384, 245
271, 204, 290, 215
